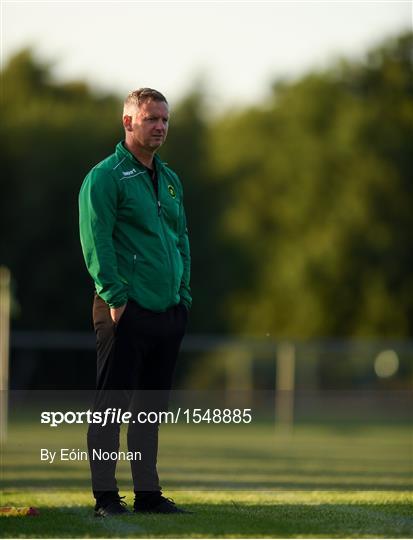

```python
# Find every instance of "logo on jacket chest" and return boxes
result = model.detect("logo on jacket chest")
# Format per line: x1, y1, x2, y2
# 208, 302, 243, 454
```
168, 184, 176, 198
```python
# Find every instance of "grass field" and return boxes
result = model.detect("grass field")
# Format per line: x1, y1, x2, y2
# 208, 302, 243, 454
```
1, 419, 412, 538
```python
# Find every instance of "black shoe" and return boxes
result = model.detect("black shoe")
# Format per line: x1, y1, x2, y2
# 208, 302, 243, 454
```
134, 495, 190, 514
94, 496, 131, 517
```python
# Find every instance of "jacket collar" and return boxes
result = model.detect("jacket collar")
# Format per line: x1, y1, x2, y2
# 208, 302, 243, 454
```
116, 141, 165, 171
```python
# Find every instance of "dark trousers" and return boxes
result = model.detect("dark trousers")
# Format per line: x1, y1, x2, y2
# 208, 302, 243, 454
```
87, 295, 187, 502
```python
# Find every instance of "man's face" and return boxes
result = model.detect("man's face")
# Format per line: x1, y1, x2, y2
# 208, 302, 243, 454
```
125, 99, 169, 151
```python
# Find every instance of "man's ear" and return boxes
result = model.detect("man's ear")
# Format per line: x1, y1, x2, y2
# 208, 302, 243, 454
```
123, 115, 133, 131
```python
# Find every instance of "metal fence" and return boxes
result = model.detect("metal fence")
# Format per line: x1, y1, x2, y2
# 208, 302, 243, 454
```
8, 331, 413, 427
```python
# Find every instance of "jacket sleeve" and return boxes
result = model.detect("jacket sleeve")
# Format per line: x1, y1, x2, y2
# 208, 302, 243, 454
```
79, 167, 128, 308
178, 192, 192, 310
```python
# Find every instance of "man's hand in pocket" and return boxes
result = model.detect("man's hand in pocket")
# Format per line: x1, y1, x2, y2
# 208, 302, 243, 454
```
110, 303, 127, 324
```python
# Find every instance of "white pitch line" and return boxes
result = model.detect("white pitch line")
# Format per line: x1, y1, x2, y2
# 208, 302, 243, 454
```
60, 505, 146, 536
95, 515, 146, 536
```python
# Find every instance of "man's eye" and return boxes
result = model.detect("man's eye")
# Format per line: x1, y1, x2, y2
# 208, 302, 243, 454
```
144, 117, 168, 123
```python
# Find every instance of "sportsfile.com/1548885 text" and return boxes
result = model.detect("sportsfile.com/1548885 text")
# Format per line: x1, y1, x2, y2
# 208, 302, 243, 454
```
40, 408, 253, 427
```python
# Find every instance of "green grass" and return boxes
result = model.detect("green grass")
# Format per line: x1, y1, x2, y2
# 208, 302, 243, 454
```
1, 490, 413, 538
1, 420, 412, 537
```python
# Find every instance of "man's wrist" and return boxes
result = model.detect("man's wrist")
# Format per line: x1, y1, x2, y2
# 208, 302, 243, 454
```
109, 298, 128, 309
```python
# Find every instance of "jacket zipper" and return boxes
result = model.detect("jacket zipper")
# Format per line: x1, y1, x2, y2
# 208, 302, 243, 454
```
145, 170, 175, 299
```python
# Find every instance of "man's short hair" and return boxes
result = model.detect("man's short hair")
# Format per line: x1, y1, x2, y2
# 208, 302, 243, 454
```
123, 88, 168, 115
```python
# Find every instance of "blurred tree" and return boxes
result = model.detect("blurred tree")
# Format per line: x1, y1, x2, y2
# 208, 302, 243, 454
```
0, 48, 122, 329
209, 32, 413, 338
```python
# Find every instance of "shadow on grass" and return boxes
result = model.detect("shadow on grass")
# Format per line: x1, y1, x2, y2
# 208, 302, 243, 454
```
1, 502, 413, 538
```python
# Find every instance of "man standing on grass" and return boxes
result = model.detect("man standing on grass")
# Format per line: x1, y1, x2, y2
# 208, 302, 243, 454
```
79, 88, 191, 516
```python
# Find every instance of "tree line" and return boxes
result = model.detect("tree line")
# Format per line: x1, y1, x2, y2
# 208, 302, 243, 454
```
1, 32, 412, 337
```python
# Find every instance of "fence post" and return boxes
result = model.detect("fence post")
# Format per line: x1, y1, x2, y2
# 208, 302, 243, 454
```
0, 266, 11, 442
225, 345, 253, 408
275, 341, 295, 434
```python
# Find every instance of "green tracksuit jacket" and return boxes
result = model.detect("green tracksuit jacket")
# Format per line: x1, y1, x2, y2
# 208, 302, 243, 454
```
79, 141, 192, 311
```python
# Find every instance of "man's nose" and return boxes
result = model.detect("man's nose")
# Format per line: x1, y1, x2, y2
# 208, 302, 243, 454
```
155, 119, 165, 130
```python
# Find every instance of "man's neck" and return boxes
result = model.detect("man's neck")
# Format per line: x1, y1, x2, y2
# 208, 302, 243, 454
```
124, 141, 154, 169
